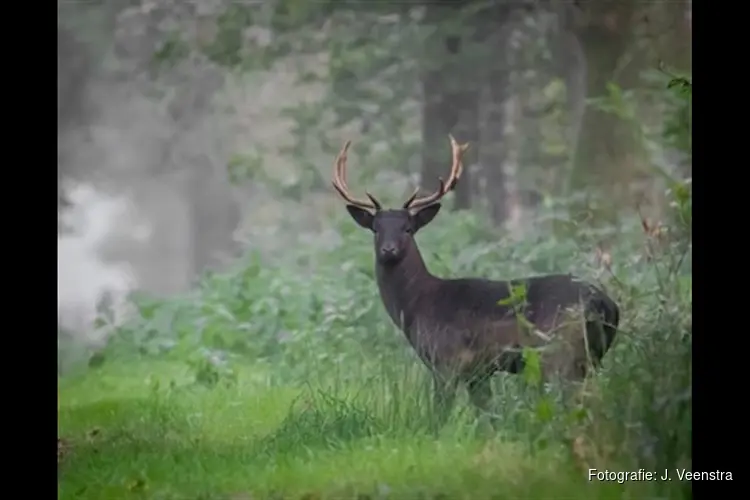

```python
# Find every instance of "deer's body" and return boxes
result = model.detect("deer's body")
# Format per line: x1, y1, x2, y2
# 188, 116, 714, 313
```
331, 137, 620, 427
376, 251, 618, 381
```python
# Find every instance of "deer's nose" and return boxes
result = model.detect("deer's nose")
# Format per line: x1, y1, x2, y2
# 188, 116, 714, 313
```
380, 243, 397, 255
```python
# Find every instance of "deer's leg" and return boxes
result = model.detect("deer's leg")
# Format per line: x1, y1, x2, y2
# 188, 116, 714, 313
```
561, 357, 588, 409
431, 373, 458, 431
467, 375, 499, 430
467, 375, 492, 415
540, 350, 587, 412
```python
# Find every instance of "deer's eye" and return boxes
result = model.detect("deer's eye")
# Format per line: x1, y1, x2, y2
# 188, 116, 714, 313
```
404, 227, 413, 234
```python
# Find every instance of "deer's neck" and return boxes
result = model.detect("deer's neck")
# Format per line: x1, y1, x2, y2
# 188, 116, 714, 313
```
375, 245, 435, 334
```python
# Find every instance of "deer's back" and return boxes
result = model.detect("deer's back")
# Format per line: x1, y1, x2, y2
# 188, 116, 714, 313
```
426, 273, 611, 322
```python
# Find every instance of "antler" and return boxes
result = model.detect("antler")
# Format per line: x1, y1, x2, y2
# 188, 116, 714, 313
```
331, 140, 382, 211
403, 135, 469, 211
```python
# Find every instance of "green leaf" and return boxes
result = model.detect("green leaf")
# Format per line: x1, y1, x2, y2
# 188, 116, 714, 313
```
536, 397, 554, 422
497, 282, 527, 307
522, 347, 542, 387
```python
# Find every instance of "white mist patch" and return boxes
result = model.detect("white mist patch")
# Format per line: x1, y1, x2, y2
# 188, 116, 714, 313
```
57, 183, 144, 348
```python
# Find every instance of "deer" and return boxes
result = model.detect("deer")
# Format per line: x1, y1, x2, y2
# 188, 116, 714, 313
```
331, 135, 620, 428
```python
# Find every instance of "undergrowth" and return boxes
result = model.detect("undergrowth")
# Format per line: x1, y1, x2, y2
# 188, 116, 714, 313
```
58, 78, 692, 499
58, 182, 692, 498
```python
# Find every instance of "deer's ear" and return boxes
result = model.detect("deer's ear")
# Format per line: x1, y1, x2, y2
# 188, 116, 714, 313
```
413, 203, 441, 232
346, 205, 374, 230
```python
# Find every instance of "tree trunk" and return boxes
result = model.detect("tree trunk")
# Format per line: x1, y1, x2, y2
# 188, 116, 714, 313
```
480, 54, 511, 226
569, 2, 636, 192
420, 3, 479, 211
475, 4, 513, 227
557, 30, 587, 176
58, 25, 92, 211
187, 164, 241, 278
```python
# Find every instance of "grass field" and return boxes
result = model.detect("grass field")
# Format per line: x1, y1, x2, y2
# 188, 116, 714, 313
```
59, 358, 686, 500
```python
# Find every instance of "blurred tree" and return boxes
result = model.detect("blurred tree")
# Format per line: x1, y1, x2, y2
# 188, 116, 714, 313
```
260, 0, 488, 210
58, 25, 92, 210
58, 26, 92, 131
568, 0, 637, 190
420, 1, 479, 211
59, 0, 241, 280
475, 2, 514, 225
153, 0, 689, 229
187, 164, 242, 274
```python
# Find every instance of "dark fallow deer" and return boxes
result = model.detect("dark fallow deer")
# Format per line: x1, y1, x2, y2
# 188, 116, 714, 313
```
331, 136, 619, 427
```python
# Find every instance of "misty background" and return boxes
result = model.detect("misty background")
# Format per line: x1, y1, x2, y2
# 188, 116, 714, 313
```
57, 0, 691, 362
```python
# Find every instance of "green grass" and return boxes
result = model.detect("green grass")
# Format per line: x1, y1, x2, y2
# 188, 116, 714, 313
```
59, 358, 685, 500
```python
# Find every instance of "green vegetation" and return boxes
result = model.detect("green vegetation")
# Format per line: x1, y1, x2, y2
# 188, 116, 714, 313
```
59, 156, 691, 498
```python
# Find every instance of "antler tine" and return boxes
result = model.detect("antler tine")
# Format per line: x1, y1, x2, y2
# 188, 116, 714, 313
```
401, 186, 421, 209
404, 135, 469, 211
331, 140, 382, 211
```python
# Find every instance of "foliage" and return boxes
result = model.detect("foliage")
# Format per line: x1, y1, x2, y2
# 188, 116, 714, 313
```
160, 1, 556, 200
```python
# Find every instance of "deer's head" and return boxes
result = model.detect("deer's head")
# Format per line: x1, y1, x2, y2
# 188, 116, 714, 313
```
332, 136, 469, 266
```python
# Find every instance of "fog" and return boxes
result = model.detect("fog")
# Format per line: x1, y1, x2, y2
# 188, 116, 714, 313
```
57, 0, 690, 354
58, 1, 326, 347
